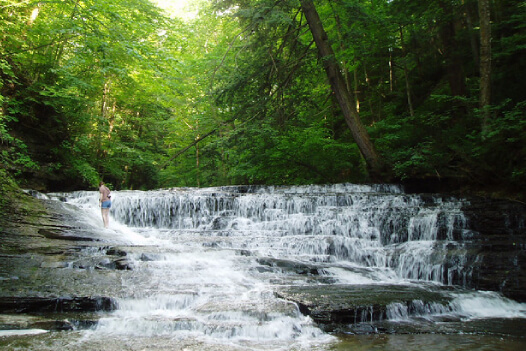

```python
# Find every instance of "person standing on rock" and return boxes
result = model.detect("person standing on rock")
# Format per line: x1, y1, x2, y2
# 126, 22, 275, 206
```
99, 181, 112, 228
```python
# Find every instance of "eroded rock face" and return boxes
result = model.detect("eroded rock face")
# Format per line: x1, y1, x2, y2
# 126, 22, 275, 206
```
461, 198, 526, 302
0, 194, 125, 332
0, 296, 116, 314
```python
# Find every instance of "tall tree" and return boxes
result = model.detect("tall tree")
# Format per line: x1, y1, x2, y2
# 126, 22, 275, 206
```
479, 0, 491, 129
299, 0, 385, 179
438, 0, 467, 98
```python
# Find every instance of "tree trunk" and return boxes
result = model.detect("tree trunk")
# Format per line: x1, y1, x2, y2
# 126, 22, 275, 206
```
299, 0, 384, 179
479, 0, 491, 129
438, 1, 467, 98
462, 0, 480, 69
399, 26, 414, 117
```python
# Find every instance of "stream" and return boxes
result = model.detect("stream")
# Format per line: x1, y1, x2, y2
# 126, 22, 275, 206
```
1, 184, 525, 350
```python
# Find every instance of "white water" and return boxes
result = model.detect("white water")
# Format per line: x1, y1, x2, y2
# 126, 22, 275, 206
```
53, 184, 526, 349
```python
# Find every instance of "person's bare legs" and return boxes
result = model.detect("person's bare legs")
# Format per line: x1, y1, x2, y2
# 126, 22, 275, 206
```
101, 208, 110, 228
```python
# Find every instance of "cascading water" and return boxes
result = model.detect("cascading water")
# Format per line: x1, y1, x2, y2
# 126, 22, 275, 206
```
41, 184, 526, 350
103, 184, 468, 284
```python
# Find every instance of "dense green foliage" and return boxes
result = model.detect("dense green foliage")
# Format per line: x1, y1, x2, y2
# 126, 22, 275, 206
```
1, 0, 525, 197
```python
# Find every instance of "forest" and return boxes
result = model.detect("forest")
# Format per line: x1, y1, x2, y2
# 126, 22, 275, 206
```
1, 0, 525, 199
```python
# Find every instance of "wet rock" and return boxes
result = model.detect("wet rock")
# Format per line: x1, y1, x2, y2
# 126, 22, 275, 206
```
0, 313, 102, 332
257, 257, 322, 275
114, 258, 133, 270
106, 247, 128, 257
96, 258, 115, 269
211, 216, 230, 230
340, 323, 380, 334
40, 261, 69, 269
461, 198, 526, 302
32, 319, 76, 331
255, 266, 274, 273
276, 284, 451, 331
38, 228, 96, 241
139, 253, 156, 261
0, 296, 116, 314
0, 196, 126, 315
236, 249, 253, 257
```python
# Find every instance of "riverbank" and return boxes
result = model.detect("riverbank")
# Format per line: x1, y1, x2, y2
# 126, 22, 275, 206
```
0, 187, 128, 334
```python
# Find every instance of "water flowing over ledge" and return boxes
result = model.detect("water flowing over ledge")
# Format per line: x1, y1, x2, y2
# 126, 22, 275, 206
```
68, 184, 474, 286
2, 184, 525, 350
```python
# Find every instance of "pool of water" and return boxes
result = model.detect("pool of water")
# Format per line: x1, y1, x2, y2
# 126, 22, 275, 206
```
2, 329, 525, 351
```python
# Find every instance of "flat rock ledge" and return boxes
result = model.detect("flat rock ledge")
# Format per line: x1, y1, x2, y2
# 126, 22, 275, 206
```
0, 296, 116, 332
0, 193, 126, 333
276, 284, 454, 333
0, 296, 116, 314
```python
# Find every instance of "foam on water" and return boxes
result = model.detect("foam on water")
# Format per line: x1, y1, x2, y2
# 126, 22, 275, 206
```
450, 291, 526, 319
56, 184, 526, 348
0, 329, 48, 337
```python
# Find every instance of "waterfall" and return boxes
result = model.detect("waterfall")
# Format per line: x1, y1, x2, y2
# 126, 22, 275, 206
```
52, 183, 526, 349
93, 184, 470, 285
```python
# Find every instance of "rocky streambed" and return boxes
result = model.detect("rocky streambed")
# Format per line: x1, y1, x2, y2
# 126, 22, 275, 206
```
1, 187, 526, 350
0, 193, 131, 334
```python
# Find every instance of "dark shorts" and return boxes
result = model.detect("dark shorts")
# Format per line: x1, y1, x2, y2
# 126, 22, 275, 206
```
101, 200, 112, 209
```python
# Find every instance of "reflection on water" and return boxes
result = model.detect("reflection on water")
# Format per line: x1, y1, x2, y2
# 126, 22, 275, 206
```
335, 334, 526, 351
1, 330, 525, 351
0, 331, 335, 350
